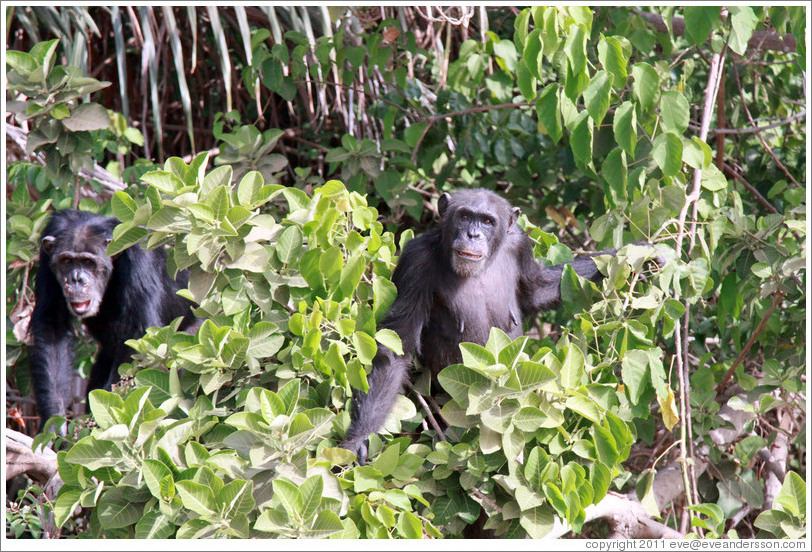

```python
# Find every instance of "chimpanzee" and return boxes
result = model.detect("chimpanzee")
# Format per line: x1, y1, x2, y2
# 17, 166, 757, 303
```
341, 189, 654, 463
29, 209, 197, 429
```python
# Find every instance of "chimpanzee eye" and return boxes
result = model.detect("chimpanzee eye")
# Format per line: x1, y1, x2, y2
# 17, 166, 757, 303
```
461, 214, 469, 222
484, 217, 493, 226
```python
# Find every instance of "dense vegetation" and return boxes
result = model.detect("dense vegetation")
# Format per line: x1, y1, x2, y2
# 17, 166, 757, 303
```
5, 6, 807, 540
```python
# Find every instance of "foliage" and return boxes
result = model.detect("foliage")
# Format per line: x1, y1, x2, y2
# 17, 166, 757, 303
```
5, 5, 808, 540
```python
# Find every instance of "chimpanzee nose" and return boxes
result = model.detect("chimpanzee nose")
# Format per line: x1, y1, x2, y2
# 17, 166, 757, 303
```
467, 228, 481, 239
69, 271, 87, 286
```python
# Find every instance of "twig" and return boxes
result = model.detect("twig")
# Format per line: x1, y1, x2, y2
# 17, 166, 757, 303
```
722, 163, 779, 214
731, 64, 803, 187
409, 102, 533, 165
716, 290, 786, 392
414, 393, 446, 441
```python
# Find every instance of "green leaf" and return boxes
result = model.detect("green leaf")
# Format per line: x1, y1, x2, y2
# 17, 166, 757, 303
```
308, 510, 343, 538
603, 147, 627, 205
700, 163, 728, 191
134, 511, 175, 539
536, 84, 563, 143
684, 7, 721, 46
583, 71, 613, 126
613, 101, 637, 156
652, 132, 683, 177
563, 23, 586, 74
97, 487, 143, 529
437, 364, 490, 403
375, 329, 403, 356
516, 59, 537, 101
773, 471, 806, 517
299, 475, 323, 521
729, 6, 758, 55
397, 511, 423, 539
62, 103, 111, 132
519, 505, 555, 538
632, 62, 660, 112
54, 489, 82, 528
460, 342, 496, 369
276, 225, 303, 265
570, 111, 593, 164
597, 35, 628, 85
175, 480, 217, 516
111, 191, 137, 223
621, 349, 651, 405
592, 425, 619, 466
64, 435, 124, 470
561, 345, 584, 389
352, 331, 378, 365
143, 458, 173, 500
6, 50, 39, 75
660, 91, 690, 135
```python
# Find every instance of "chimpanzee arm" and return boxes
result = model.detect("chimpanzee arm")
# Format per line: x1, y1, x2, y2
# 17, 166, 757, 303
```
341, 235, 437, 463
518, 238, 613, 314
29, 263, 77, 428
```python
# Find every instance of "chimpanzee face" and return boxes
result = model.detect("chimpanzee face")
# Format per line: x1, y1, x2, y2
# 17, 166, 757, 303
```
42, 227, 114, 319
438, 190, 520, 277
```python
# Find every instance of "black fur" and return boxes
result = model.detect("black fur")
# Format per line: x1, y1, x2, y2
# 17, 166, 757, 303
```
29, 210, 196, 428
342, 189, 609, 463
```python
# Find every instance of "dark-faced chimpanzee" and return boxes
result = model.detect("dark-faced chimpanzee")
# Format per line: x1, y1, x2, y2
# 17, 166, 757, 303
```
29, 209, 197, 429
342, 189, 637, 463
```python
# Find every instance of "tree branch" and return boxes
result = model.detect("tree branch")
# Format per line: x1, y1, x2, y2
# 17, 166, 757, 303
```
632, 9, 797, 53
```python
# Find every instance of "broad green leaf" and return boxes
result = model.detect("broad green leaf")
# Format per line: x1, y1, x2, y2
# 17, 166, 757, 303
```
652, 132, 683, 177
352, 331, 378, 365
536, 84, 563, 143
583, 71, 613, 126
660, 91, 690, 135
276, 225, 303, 265
54, 489, 82, 528
603, 147, 627, 205
774, 471, 806, 517
375, 328, 403, 356
632, 62, 659, 112
561, 345, 584, 389
397, 511, 422, 539
97, 487, 143, 529
684, 7, 721, 46
175, 480, 217, 516
729, 6, 758, 55
111, 191, 137, 222
6, 50, 39, 74
62, 102, 111, 132
613, 101, 637, 156
621, 349, 651, 405
135, 511, 175, 539
563, 23, 586, 74
64, 435, 124, 470
570, 112, 593, 164
592, 425, 619, 466
519, 505, 555, 539
597, 35, 628, 85
700, 163, 728, 191
307, 510, 343, 538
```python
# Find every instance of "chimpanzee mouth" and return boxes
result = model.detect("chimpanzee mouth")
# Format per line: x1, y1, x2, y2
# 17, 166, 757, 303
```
70, 300, 92, 315
456, 250, 483, 261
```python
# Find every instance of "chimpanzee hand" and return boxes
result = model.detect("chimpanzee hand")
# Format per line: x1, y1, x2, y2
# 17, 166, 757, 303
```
340, 437, 369, 465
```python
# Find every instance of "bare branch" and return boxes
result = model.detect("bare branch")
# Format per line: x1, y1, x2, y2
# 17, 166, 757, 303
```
632, 9, 797, 53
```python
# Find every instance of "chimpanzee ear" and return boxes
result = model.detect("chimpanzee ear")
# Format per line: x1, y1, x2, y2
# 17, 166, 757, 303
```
509, 207, 520, 228
42, 236, 56, 254
438, 193, 452, 217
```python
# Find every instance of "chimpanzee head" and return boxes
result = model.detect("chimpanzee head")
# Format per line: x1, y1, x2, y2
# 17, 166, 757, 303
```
41, 219, 116, 319
438, 189, 520, 277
